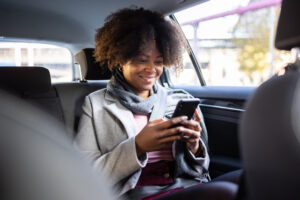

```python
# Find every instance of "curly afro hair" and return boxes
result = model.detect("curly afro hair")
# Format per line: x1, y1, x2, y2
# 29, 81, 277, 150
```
94, 7, 188, 72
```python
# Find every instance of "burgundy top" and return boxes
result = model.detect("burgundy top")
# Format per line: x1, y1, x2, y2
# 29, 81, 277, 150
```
133, 114, 186, 199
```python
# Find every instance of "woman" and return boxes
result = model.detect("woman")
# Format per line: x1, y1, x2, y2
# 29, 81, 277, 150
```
75, 8, 210, 199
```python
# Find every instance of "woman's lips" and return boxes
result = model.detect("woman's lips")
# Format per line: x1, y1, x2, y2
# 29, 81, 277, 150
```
139, 75, 156, 83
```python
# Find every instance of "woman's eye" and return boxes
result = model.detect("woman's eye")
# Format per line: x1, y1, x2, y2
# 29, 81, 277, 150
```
155, 61, 163, 65
138, 59, 147, 63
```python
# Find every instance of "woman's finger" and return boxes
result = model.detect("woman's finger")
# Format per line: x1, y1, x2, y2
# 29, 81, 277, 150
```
159, 134, 181, 143
182, 120, 201, 132
194, 109, 201, 122
154, 116, 187, 130
180, 127, 200, 139
158, 126, 185, 138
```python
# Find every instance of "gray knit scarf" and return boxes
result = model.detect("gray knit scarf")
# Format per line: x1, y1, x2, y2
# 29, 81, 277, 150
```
107, 69, 167, 119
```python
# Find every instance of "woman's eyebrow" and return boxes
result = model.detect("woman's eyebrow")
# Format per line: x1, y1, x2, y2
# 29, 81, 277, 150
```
138, 54, 163, 58
137, 54, 148, 57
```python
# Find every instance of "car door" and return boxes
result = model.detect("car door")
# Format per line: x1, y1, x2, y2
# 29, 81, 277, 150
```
171, 84, 255, 178
159, 67, 255, 178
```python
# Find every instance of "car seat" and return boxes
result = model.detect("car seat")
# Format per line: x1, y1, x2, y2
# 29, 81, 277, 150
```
0, 89, 116, 200
239, 0, 300, 199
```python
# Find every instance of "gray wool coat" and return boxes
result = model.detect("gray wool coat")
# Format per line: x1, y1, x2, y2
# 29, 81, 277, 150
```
75, 88, 210, 195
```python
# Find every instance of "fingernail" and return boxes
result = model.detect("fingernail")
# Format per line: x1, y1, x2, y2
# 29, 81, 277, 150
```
181, 116, 188, 120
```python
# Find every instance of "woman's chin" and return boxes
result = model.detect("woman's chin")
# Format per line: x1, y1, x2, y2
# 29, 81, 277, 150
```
141, 86, 153, 91
139, 80, 156, 88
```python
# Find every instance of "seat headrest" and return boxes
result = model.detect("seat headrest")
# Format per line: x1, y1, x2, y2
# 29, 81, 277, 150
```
74, 48, 112, 80
240, 72, 300, 199
275, 0, 300, 50
0, 67, 51, 94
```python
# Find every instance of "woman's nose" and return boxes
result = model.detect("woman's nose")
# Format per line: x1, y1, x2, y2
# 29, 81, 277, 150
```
144, 63, 156, 73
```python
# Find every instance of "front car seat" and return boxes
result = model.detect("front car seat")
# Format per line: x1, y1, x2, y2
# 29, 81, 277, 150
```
0, 90, 116, 200
240, 0, 300, 199
240, 70, 300, 200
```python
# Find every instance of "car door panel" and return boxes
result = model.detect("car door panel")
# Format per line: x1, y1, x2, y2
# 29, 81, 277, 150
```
171, 85, 256, 178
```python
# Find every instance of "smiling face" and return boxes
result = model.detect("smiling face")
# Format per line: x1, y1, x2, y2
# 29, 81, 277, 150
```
122, 41, 164, 99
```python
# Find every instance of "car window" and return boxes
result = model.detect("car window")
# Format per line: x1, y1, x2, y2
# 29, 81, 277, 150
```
0, 42, 73, 83
168, 51, 201, 86
174, 0, 293, 86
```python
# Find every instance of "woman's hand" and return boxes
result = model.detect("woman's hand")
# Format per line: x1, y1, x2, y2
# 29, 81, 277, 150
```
180, 110, 202, 155
135, 116, 188, 156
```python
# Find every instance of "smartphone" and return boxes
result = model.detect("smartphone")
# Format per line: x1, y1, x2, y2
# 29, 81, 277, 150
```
169, 99, 200, 128
172, 99, 200, 119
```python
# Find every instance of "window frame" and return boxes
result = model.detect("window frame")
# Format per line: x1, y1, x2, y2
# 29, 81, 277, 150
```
167, 14, 206, 86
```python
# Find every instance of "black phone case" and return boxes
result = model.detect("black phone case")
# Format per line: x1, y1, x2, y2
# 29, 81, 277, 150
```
172, 99, 200, 120
169, 99, 200, 129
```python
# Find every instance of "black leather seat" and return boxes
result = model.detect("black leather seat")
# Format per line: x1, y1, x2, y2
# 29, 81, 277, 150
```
0, 66, 65, 124
240, 70, 300, 200
239, 0, 300, 199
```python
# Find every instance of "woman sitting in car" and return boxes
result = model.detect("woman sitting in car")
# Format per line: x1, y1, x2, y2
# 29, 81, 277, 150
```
75, 7, 210, 199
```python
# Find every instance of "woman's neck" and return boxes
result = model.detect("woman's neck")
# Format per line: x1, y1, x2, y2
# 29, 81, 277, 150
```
138, 90, 150, 99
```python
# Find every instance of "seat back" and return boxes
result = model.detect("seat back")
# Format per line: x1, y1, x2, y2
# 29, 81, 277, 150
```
0, 89, 115, 200
240, 71, 300, 200
54, 81, 108, 134
0, 67, 65, 124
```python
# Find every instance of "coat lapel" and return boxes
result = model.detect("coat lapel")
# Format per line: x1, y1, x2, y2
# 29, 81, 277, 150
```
103, 91, 137, 138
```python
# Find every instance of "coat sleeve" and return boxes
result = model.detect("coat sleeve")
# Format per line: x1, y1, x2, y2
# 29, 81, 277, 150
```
74, 96, 147, 186
167, 89, 210, 178
185, 106, 210, 176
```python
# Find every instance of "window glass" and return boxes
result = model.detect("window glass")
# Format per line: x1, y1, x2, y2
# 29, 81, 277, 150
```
174, 0, 293, 86
168, 51, 200, 85
0, 42, 72, 83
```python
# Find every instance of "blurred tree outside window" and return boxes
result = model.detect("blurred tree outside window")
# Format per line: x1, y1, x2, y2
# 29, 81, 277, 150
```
173, 0, 293, 86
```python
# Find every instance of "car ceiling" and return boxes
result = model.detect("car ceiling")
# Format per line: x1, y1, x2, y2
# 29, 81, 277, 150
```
0, 0, 206, 53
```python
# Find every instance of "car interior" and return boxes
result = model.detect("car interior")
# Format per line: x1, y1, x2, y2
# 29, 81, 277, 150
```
0, 0, 299, 199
